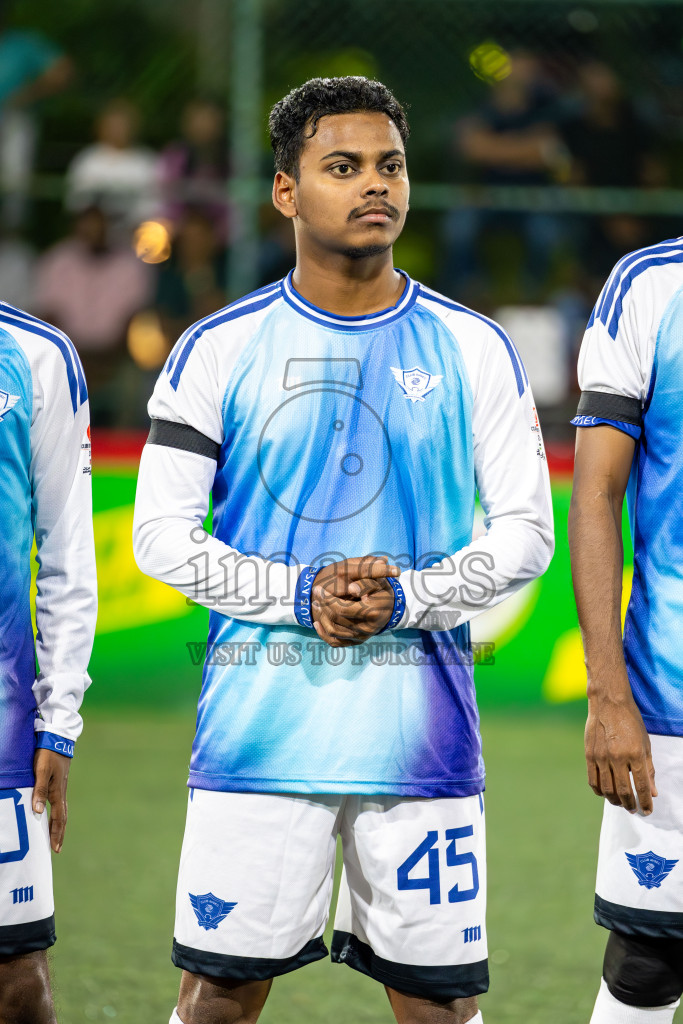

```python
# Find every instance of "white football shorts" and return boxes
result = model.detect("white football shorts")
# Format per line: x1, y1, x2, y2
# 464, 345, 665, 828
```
595, 734, 683, 938
0, 787, 55, 955
173, 789, 488, 1001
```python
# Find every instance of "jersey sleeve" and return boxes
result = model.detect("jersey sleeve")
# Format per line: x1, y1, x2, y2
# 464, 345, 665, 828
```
31, 340, 96, 749
571, 259, 657, 439
133, 326, 301, 625
397, 322, 554, 630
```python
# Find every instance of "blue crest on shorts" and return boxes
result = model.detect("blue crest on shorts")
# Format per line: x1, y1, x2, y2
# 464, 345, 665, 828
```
625, 851, 678, 890
189, 892, 237, 930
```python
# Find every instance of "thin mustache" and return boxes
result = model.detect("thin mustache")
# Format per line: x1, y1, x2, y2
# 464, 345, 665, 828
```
348, 203, 400, 222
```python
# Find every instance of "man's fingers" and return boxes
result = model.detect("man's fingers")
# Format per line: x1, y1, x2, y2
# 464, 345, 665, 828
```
631, 761, 654, 815
595, 761, 620, 805
317, 609, 357, 641
357, 561, 400, 579
48, 798, 67, 853
32, 768, 49, 816
347, 578, 389, 599
320, 596, 386, 624
314, 614, 362, 648
586, 758, 600, 795
647, 754, 658, 798
611, 762, 637, 813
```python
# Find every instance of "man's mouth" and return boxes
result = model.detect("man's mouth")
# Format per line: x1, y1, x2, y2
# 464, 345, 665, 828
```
350, 205, 399, 223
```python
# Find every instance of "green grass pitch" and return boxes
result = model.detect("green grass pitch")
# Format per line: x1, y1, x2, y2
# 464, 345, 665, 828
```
50, 707, 605, 1023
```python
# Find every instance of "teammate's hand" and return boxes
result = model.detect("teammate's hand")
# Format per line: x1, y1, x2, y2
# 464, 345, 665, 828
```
32, 748, 70, 853
312, 556, 400, 647
585, 694, 657, 814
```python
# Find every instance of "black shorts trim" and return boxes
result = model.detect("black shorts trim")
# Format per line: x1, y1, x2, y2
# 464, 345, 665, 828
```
595, 895, 683, 939
576, 391, 642, 426
0, 915, 55, 956
331, 930, 489, 1002
171, 935, 328, 981
147, 419, 220, 461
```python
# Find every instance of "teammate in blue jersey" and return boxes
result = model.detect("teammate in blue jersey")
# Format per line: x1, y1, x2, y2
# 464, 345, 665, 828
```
0, 306, 96, 1021
133, 77, 553, 1024
570, 238, 683, 1024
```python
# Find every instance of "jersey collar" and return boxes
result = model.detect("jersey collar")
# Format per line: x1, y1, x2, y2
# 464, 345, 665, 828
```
281, 269, 418, 331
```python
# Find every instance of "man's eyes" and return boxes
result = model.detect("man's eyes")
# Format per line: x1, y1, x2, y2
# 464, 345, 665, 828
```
329, 162, 402, 176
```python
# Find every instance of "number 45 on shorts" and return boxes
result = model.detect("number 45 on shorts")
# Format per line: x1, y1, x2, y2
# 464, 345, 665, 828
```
397, 827, 479, 906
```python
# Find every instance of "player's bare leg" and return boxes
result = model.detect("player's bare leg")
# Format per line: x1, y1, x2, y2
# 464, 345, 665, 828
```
386, 988, 481, 1024
0, 951, 57, 1024
174, 971, 271, 1024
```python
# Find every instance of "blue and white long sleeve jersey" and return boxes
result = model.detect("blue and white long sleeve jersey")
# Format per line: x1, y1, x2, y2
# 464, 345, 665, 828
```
572, 237, 683, 737
0, 304, 96, 788
134, 272, 553, 796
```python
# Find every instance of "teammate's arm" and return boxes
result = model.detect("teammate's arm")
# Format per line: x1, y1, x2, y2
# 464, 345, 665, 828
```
568, 255, 658, 813
30, 343, 96, 851
569, 425, 655, 814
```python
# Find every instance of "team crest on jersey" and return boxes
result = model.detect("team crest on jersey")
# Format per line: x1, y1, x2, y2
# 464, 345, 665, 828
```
189, 892, 237, 930
0, 390, 19, 421
626, 851, 678, 889
390, 366, 443, 403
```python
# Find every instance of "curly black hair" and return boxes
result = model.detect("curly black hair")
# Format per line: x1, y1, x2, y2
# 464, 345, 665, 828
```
269, 76, 410, 180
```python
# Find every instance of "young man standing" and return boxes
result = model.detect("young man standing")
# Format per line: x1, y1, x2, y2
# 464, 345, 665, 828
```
0, 305, 96, 1021
133, 77, 553, 1024
570, 237, 683, 1023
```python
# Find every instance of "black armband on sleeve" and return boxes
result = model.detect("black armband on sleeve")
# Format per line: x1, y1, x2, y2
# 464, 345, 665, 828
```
575, 391, 642, 426
147, 419, 220, 461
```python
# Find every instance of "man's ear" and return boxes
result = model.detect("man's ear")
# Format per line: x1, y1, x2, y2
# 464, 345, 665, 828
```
272, 171, 297, 219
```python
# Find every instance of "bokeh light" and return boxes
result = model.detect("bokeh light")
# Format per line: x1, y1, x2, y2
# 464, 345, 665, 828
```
468, 41, 512, 83
127, 310, 169, 370
133, 219, 172, 264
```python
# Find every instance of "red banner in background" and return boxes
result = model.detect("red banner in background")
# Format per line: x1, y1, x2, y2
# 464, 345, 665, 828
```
91, 430, 575, 476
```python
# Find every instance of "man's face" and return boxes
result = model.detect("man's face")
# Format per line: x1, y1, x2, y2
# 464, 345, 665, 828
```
286, 111, 409, 259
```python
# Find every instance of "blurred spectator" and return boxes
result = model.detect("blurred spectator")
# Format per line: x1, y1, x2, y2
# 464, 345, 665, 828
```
158, 98, 228, 240
441, 49, 568, 301
155, 207, 225, 345
559, 62, 666, 317
0, 231, 34, 309
65, 98, 159, 236
561, 61, 665, 190
0, 20, 73, 227
34, 205, 154, 426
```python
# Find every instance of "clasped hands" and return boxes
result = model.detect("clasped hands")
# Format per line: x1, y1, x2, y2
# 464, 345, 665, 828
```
311, 556, 401, 647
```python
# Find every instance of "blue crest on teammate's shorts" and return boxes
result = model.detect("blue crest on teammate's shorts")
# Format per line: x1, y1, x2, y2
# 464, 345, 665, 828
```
189, 892, 237, 930
625, 851, 678, 889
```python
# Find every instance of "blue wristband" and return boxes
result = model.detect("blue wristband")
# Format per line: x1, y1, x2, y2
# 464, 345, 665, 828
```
294, 565, 322, 628
379, 577, 406, 633
35, 732, 75, 758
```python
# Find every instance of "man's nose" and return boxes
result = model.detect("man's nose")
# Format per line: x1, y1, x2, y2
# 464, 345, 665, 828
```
360, 177, 389, 197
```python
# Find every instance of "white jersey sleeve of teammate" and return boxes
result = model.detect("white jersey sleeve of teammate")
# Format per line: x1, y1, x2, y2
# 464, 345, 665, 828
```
133, 319, 301, 625
31, 339, 97, 743
574, 239, 683, 425
398, 317, 554, 630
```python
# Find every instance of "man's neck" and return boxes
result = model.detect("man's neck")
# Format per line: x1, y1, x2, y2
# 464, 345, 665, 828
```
291, 253, 405, 316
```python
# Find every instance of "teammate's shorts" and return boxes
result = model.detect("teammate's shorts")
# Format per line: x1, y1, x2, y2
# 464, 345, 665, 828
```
173, 790, 488, 1001
0, 787, 55, 956
595, 734, 683, 939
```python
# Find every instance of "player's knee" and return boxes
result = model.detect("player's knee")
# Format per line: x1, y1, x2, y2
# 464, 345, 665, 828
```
0, 952, 55, 1024
603, 930, 683, 1007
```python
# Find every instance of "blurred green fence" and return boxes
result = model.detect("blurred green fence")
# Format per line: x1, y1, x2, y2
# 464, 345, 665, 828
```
11, 0, 683, 292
